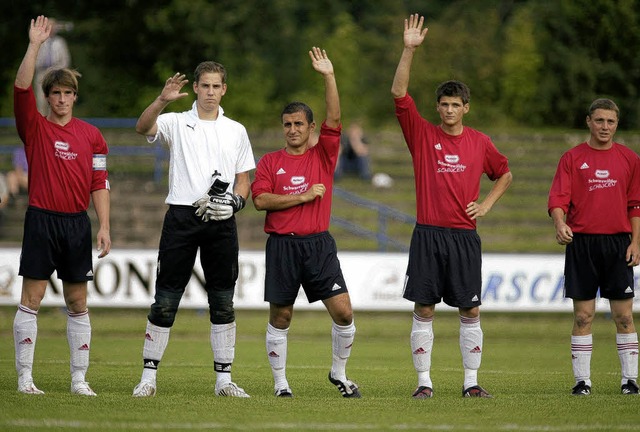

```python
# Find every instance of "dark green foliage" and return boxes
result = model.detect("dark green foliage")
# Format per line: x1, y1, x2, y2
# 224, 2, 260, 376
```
2, 0, 640, 128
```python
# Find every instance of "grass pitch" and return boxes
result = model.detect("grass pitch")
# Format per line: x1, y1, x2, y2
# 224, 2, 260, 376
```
1, 307, 639, 431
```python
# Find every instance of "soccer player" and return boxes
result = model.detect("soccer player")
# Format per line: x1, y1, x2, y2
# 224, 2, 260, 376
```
391, 14, 512, 399
132, 61, 255, 398
251, 47, 360, 398
548, 98, 640, 396
13, 15, 111, 396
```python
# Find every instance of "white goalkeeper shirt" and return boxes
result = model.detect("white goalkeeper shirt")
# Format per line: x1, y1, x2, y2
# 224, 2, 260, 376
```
148, 101, 255, 205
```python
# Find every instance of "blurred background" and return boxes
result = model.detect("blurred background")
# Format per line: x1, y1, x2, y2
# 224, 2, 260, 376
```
1, 0, 639, 253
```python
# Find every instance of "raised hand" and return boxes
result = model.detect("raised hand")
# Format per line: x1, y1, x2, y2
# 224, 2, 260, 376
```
159, 73, 189, 103
404, 14, 428, 49
309, 47, 334, 76
30, 15, 52, 45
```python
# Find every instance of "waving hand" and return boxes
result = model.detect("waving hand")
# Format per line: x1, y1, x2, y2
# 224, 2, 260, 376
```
404, 14, 428, 49
309, 47, 334, 76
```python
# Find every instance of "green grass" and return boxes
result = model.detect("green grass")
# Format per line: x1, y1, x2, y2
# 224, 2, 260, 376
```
1, 307, 639, 431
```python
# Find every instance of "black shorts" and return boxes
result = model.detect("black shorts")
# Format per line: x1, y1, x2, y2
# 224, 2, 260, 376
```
156, 205, 239, 296
19, 206, 93, 282
402, 224, 482, 308
264, 231, 348, 305
564, 233, 634, 300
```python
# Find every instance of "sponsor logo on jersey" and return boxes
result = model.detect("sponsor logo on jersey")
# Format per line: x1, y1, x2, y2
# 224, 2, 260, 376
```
588, 174, 617, 191
437, 156, 466, 173
580, 162, 589, 170
55, 141, 70, 151
444, 154, 459, 164
291, 176, 305, 185
54, 141, 78, 161
434, 143, 442, 150
276, 168, 286, 175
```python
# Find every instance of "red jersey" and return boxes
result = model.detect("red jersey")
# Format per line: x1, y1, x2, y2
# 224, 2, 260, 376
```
395, 94, 510, 229
14, 86, 109, 213
251, 122, 340, 235
548, 142, 640, 234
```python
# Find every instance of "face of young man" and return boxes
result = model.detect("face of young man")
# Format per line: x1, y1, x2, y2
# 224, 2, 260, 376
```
194, 72, 227, 114
282, 111, 316, 153
47, 85, 77, 118
587, 108, 618, 147
436, 96, 469, 128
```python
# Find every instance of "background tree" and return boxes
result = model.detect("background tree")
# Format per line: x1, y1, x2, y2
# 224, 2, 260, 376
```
3, 0, 640, 130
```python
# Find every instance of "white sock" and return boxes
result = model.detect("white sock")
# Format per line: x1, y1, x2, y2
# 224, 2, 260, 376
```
411, 313, 433, 388
141, 320, 171, 383
571, 334, 592, 387
460, 315, 483, 389
331, 321, 356, 382
67, 310, 91, 383
617, 332, 639, 385
211, 322, 236, 387
266, 323, 289, 390
14, 305, 38, 384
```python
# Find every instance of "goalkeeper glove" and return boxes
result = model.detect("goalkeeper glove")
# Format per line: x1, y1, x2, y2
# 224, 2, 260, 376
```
193, 176, 230, 219
203, 192, 245, 221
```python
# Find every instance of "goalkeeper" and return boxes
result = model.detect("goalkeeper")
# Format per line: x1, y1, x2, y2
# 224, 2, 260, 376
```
132, 61, 255, 398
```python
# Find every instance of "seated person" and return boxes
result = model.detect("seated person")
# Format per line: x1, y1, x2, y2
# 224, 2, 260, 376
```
335, 121, 372, 180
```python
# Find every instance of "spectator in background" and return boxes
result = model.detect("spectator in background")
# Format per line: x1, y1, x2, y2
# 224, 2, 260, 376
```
335, 121, 372, 181
548, 98, 640, 396
7, 147, 29, 201
391, 14, 512, 399
34, 18, 71, 115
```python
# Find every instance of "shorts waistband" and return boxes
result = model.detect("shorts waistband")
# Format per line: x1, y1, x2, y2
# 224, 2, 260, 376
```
573, 232, 630, 238
28, 205, 87, 218
415, 223, 476, 234
169, 204, 196, 211
269, 231, 329, 239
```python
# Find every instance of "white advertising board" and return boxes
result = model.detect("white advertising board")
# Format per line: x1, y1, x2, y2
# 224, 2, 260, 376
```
0, 248, 637, 312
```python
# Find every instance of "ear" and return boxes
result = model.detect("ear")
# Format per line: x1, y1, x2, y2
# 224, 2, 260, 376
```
193, 81, 198, 93
463, 103, 470, 114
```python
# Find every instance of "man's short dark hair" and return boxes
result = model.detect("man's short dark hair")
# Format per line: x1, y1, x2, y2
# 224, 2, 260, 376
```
281, 102, 314, 124
588, 98, 619, 119
436, 80, 470, 105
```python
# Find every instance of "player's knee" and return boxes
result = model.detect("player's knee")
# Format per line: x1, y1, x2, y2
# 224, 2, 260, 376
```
208, 289, 235, 324
148, 292, 181, 327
